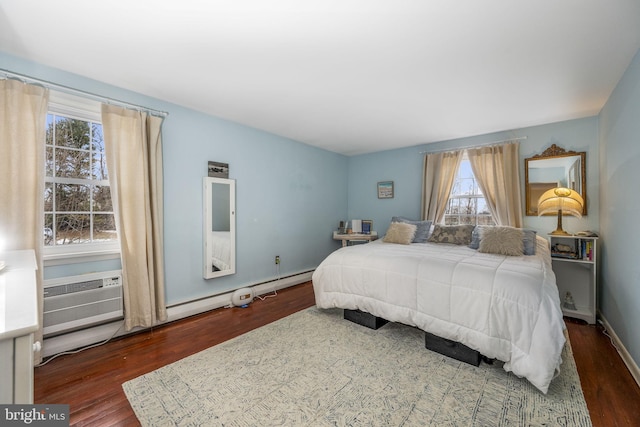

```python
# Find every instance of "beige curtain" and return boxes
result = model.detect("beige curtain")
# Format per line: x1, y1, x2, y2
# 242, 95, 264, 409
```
421, 150, 463, 223
0, 79, 49, 364
101, 104, 167, 330
467, 142, 523, 227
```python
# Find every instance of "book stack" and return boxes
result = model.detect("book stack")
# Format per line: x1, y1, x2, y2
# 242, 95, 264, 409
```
580, 239, 594, 261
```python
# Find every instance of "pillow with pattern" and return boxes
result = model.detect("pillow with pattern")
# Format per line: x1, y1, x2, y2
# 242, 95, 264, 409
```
427, 224, 475, 245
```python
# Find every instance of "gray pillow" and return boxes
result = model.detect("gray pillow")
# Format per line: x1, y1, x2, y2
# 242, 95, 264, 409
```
469, 226, 537, 255
468, 225, 489, 249
391, 216, 433, 243
478, 226, 524, 256
522, 230, 537, 255
427, 224, 475, 245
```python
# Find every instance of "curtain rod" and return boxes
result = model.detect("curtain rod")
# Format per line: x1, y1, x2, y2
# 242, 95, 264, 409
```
0, 68, 168, 118
419, 136, 527, 155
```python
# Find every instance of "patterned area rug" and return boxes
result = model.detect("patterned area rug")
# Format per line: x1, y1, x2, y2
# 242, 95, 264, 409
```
123, 307, 591, 426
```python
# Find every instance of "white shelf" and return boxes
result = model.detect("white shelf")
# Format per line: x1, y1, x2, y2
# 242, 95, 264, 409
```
549, 235, 598, 324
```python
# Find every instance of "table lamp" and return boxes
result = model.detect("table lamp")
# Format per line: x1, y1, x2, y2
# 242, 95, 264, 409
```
537, 187, 583, 235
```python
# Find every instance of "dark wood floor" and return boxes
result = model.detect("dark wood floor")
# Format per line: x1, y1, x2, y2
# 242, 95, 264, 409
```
35, 281, 640, 426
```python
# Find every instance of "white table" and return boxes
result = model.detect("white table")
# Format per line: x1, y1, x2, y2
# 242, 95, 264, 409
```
333, 231, 378, 247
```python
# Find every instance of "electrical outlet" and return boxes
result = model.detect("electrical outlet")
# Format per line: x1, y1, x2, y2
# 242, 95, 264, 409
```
275, 255, 280, 265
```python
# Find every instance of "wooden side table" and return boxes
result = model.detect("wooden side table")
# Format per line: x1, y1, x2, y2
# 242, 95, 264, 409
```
333, 231, 378, 247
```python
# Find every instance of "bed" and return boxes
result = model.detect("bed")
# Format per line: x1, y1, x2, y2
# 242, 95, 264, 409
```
209, 231, 231, 271
312, 223, 566, 394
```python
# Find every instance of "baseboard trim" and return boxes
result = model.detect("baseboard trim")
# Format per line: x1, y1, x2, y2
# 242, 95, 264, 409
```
42, 270, 314, 358
166, 270, 313, 320
598, 312, 640, 388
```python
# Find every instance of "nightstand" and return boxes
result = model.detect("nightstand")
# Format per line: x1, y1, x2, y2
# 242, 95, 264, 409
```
549, 235, 598, 324
333, 231, 378, 247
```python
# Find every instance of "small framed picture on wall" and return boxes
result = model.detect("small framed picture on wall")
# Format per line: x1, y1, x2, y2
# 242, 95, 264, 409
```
377, 181, 394, 199
208, 161, 229, 178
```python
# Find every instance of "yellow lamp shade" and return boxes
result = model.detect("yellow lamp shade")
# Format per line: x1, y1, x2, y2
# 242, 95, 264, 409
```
537, 187, 584, 235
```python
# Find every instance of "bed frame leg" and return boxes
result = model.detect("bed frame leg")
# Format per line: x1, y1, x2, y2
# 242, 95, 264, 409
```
343, 309, 389, 330
425, 332, 481, 366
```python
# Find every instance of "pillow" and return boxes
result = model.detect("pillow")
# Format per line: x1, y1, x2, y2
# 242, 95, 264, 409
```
468, 225, 489, 249
469, 226, 537, 255
427, 224, 475, 245
391, 216, 433, 243
383, 222, 417, 245
522, 230, 537, 255
478, 226, 524, 256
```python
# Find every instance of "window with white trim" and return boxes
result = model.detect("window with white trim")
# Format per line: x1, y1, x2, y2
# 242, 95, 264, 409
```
44, 92, 119, 255
443, 153, 495, 226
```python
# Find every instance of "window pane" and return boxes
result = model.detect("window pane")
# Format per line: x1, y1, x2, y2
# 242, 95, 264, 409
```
45, 115, 55, 145
55, 183, 91, 211
478, 199, 490, 215
477, 216, 494, 226
91, 122, 104, 151
93, 186, 113, 211
459, 215, 475, 225
44, 214, 54, 246
55, 147, 91, 179
93, 214, 117, 241
45, 146, 54, 176
54, 117, 92, 149
93, 150, 108, 181
44, 182, 53, 212
55, 214, 91, 245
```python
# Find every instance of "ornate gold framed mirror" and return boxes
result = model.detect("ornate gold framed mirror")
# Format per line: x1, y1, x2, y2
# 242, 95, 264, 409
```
524, 144, 586, 216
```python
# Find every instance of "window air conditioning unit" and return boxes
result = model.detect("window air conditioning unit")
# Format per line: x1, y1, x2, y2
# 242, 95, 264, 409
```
43, 270, 123, 337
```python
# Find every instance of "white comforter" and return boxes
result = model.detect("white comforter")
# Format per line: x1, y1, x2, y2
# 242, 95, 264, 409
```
312, 236, 566, 394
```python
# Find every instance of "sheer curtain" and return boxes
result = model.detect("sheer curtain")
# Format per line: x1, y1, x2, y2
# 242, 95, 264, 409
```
101, 104, 167, 330
421, 150, 463, 223
467, 142, 523, 227
0, 79, 49, 364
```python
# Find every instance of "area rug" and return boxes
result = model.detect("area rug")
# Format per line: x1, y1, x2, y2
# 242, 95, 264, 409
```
123, 307, 592, 426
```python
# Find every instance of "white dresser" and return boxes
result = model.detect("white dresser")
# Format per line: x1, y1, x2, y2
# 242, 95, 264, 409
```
0, 250, 39, 404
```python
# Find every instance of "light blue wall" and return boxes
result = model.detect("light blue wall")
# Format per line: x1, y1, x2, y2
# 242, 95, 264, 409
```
1, 52, 347, 305
348, 117, 599, 237
599, 48, 640, 368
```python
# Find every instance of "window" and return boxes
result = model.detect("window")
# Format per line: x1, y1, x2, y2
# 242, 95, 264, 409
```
44, 92, 118, 255
443, 154, 495, 226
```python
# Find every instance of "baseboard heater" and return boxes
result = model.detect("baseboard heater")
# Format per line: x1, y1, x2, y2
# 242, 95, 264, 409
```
43, 270, 123, 337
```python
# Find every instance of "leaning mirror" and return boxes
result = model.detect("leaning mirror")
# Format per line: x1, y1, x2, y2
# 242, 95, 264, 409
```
203, 177, 236, 279
525, 144, 586, 216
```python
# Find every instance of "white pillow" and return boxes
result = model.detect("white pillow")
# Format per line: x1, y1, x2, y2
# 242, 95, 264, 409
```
383, 222, 417, 245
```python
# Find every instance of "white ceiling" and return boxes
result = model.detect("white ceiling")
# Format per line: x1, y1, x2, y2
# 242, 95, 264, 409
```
2, 1, 639, 155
